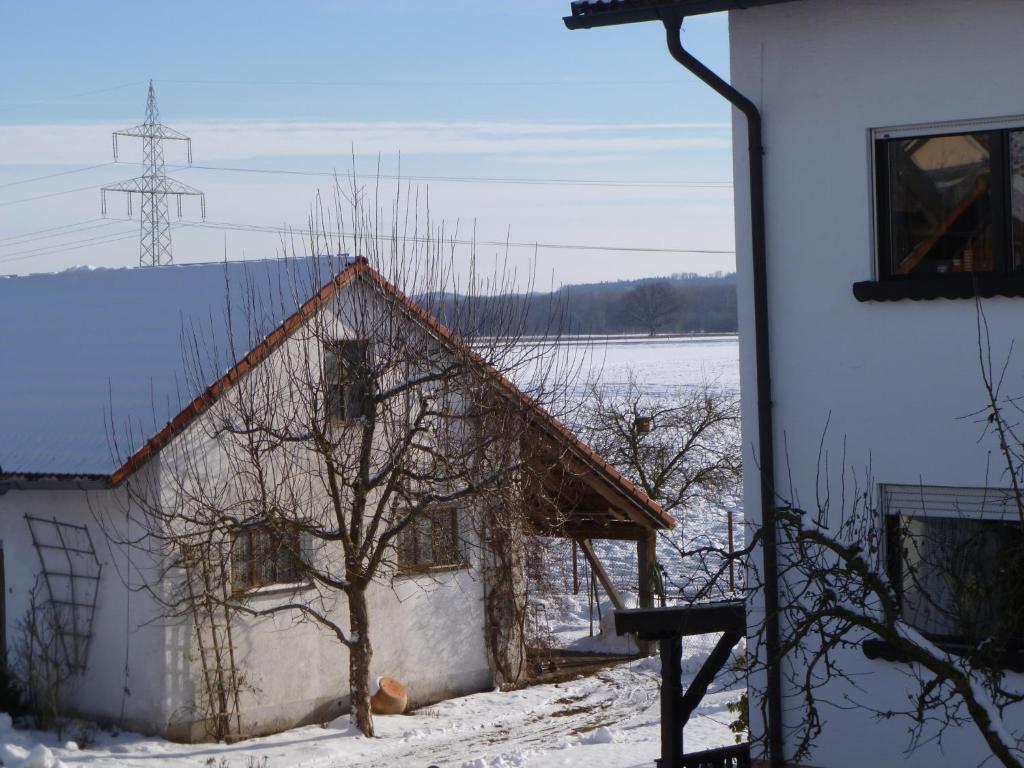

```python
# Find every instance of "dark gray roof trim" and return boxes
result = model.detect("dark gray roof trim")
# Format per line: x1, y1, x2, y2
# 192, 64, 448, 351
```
564, 0, 797, 28
0, 473, 111, 493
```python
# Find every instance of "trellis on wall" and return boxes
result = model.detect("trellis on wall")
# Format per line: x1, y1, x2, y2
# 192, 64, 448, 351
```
25, 516, 102, 672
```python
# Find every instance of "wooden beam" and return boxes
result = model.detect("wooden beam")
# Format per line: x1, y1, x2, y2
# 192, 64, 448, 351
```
577, 538, 625, 611
613, 600, 746, 640
562, 525, 646, 541
638, 531, 656, 610
678, 630, 743, 724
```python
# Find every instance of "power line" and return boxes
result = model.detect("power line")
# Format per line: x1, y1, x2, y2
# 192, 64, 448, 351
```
0, 81, 149, 114
0, 218, 112, 244
0, 162, 730, 212
173, 163, 732, 190
0, 181, 120, 208
0, 229, 138, 265
0, 219, 122, 248
173, 218, 735, 256
159, 77, 685, 87
0, 163, 115, 190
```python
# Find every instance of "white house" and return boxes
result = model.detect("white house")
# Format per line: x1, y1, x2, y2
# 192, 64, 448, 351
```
0, 256, 670, 741
564, 0, 1024, 765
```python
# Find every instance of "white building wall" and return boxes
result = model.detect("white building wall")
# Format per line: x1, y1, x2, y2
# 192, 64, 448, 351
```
0, 485, 180, 734
730, 1, 1024, 764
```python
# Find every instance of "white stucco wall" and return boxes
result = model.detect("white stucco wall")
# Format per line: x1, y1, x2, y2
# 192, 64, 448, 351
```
729, 0, 1024, 764
0, 483, 181, 734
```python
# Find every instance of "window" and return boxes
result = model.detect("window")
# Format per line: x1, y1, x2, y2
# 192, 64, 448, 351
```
230, 524, 303, 592
855, 121, 1024, 300
396, 509, 466, 572
884, 485, 1024, 648
323, 340, 371, 423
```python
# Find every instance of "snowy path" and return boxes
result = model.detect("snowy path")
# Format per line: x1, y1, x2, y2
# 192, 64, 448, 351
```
1, 658, 742, 768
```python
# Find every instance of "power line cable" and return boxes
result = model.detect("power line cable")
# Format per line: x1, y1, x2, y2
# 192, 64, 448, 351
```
173, 218, 735, 255
158, 77, 685, 87
0, 181, 120, 208
172, 163, 732, 190
0, 218, 111, 244
0, 219, 123, 249
0, 228, 138, 265
0, 81, 148, 114
0, 163, 115, 190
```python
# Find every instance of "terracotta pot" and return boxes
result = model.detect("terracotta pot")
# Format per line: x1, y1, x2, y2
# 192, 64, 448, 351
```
370, 676, 408, 715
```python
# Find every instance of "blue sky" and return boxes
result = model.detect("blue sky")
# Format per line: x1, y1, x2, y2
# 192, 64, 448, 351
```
0, 1, 735, 284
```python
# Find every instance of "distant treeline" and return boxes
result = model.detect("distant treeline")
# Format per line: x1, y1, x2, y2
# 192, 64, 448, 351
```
429, 272, 738, 337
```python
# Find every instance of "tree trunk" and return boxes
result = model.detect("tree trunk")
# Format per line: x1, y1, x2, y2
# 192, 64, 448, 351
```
348, 585, 374, 737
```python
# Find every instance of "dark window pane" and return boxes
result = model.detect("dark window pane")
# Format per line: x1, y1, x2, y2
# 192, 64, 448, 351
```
899, 515, 1024, 643
885, 132, 994, 276
323, 340, 371, 422
1011, 131, 1024, 270
395, 510, 463, 570
230, 530, 252, 591
230, 525, 302, 590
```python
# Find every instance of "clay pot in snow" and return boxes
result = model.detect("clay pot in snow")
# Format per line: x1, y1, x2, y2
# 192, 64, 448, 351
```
370, 676, 408, 715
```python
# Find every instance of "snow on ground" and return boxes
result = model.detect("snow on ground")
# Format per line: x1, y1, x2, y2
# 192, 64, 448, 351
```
0, 652, 742, 768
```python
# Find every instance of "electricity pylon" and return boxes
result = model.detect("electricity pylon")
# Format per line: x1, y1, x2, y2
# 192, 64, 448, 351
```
101, 80, 205, 267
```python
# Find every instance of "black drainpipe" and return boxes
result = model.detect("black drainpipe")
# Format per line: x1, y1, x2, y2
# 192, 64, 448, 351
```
660, 12, 783, 767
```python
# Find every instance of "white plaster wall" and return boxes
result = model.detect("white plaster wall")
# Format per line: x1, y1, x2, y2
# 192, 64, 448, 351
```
0, 484, 180, 734
730, 1, 1024, 764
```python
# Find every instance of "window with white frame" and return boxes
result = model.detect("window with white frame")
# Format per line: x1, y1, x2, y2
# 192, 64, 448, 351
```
884, 484, 1024, 646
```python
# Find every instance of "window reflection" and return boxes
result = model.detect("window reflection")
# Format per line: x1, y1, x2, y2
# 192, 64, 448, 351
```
1011, 132, 1024, 270
887, 132, 993, 276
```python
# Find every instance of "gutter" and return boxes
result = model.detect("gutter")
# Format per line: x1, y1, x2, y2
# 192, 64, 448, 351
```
660, 15, 783, 766
563, 7, 783, 765
0, 473, 111, 494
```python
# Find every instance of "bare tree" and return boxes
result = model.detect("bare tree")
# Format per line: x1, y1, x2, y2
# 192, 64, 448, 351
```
102, 180, 579, 738
580, 374, 740, 515
620, 281, 679, 337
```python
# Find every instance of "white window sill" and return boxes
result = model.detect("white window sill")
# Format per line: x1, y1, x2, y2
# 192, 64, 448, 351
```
394, 562, 470, 580
233, 580, 316, 598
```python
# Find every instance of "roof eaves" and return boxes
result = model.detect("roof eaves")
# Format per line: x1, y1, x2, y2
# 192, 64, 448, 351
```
0, 472, 111, 492
563, 0, 798, 29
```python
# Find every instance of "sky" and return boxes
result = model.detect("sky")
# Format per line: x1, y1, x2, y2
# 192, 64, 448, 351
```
0, 1, 736, 287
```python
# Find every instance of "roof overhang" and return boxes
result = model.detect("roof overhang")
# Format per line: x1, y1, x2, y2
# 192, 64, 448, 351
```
563, 0, 798, 29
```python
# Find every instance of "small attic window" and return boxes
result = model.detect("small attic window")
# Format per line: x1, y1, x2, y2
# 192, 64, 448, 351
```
323, 340, 372, 423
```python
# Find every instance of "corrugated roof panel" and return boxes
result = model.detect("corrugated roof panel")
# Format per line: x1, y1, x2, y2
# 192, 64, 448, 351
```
0, 257, 348, 476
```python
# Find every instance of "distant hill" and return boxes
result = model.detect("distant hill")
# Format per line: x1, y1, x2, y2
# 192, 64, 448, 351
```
428, 272, 737, 337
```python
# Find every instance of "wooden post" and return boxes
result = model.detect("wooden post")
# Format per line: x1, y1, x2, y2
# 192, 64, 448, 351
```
727, 508, 736, 593
659, 635, 684, 768
637, 533, 657, 655
638, 531, 656, 610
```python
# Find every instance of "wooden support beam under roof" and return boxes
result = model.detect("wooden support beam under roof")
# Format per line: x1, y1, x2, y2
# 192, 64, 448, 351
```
577, 537, 626, 611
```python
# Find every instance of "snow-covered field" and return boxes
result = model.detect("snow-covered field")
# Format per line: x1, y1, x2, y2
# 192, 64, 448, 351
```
1, 336, 743, 768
